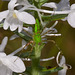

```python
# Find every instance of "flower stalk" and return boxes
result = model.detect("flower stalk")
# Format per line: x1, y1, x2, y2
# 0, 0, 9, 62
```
31, 19, 43, 75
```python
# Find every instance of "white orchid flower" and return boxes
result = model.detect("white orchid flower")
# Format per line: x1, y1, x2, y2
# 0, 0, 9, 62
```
56, 51, 72, 75
17, 0, 44, 26
0, 0, 35, 32
0, 37, 26, 75
42, 1, 75, 28
42, 0, 70, 11
67, 4, 75, 28
42, 0, 70, 21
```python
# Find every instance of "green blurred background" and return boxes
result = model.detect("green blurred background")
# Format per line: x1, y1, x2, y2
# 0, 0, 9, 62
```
0, 0, 75, 75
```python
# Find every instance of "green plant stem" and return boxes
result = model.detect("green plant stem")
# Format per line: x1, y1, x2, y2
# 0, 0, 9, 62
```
31, 44, 42, 75
31, 19, 43, 75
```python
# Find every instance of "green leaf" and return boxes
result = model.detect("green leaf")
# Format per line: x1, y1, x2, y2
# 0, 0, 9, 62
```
42, 67, 63, 74
42, 14, 68, 21
14, 31, 32, 42
0, 23, 32, 42
23, 23, 34, 28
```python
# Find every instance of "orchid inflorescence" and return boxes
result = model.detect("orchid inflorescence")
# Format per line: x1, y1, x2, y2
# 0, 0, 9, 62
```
0, 0, 74, 75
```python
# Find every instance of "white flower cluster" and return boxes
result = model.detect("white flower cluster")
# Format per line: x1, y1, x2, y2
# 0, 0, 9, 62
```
0, 0, 35, 32
1, 0, 75, 31
0, 37, 25, 75
56, 51, 72, 75
42, 0, 75, 28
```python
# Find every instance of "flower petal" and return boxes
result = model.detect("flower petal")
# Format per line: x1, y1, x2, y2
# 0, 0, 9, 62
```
70, 4, 75, 10
23, 27, 33, 35
1, 55, 25, 73
10, 34, 19, 40
0, 10, 9, 22
42, 2, 57, 9
58, 69, 67, 75
0, 64, 12, 75
22, 40, 27, 49
3, 19, 10, 30
56, 51, 62, 66
41, 28, 57, 35
60, 56, 66, 66
10, 23, 18, 31
56, 0, 70, 11
45, 34, 61, 36
8, 0, 17, 10
67, 12, 75, 28
9, 18, 20, 31
61, 17, 67, 21
0, 37, 8, 52
41, 28, 50, 35
15, 10, 35, 24
0, 53, 6, 57
18, 22, 23, 32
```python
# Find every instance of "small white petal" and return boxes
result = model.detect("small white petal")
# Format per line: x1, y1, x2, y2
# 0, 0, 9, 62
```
3, 11, 13, 30
0, 64, 12, 75
0, 10, 9, 22
9, 45, 25, 56
61, 17, 67, 21
42, 2, 57, 9
0, 37, 8, 52
3, 19, 10, 30
41, 28, 50, 35
9, 18, 20, 31
56, 51, 62, 66
1, 55, 25, 73
58, 69, 67, 75
10, 34, 19, 40
10, 23, 18, 31
22, 40, 27, 49
40, 56, 55, 61
0, 53, 6, 57
15, 10, 35, 24
70, 4, 75, 10
23, 27, 33, 35
41, 28, 57, 35
67, 12, 75, 28
18, 22, 23, 32
45, 34, 61, 36
19, 74, 22, 75
56, 0, 70, 11
8, 0, 17, 10
60, 56, 66, 66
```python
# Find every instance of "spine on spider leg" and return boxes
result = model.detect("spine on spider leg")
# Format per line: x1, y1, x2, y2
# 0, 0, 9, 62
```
31, 19, 43, 75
